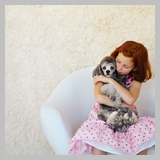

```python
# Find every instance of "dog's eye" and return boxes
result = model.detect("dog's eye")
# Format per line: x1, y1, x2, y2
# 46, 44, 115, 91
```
111, 66, 114, 70
102, 66, 106, 70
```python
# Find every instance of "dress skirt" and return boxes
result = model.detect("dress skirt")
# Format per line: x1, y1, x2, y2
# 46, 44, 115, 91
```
68, 103, 155, 155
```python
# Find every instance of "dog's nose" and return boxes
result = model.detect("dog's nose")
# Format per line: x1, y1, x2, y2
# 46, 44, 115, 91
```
106, 70, 110, 74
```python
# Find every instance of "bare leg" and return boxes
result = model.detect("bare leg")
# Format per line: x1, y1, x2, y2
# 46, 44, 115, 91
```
136, 149, 148, 155
92, 147, 107, 155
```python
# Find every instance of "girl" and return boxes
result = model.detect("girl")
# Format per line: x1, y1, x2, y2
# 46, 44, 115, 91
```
68, 41, 155, 155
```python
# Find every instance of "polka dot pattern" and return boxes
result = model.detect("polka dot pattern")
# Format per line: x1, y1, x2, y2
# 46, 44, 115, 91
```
68, 75, 155, 155
126, 75, 134, 88
68, 103, 155, 155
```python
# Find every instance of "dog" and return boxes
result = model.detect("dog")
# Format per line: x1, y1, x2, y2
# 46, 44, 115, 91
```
98, 104, 138, 132
92, 56, 128, 108
92, 56, 138, 132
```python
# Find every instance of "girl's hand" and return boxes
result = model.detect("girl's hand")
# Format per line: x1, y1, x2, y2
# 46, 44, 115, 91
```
94, 75, 111, 85
121, 102, 135, 109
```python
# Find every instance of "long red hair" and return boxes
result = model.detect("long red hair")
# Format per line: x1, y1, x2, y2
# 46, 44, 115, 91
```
110, 41, 152, 82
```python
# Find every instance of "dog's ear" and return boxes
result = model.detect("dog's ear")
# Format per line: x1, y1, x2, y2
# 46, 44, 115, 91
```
92, 64, 103, 77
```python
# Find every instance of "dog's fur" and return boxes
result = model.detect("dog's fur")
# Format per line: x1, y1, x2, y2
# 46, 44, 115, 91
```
92, 56, 138, 132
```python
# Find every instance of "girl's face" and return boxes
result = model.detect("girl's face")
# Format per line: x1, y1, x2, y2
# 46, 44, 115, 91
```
116, 52, 135, 75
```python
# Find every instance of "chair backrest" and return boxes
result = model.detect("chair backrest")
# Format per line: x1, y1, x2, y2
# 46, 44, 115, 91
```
46, 67, 96, 135
47, 67, 155, 134
134, 78, 155, 117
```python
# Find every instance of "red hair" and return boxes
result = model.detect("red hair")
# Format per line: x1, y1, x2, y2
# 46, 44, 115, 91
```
110, 41, 152, 82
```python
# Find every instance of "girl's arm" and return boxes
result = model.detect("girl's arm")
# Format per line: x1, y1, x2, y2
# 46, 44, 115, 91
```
94, 75, 142, 105
94, 82, 134, 108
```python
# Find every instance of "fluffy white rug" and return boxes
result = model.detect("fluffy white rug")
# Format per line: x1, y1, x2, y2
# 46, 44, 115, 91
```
5, 5, 155, 155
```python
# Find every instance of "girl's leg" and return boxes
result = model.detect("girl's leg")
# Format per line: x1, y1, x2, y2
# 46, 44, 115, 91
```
136, 149, 148, 155
92, 147, 107, 155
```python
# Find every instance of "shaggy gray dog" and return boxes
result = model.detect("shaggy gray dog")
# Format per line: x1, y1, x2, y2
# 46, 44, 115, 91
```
92, 56, 138, 132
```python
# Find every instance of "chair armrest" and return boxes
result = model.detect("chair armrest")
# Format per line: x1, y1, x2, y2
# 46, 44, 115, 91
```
40, 104, 71, 155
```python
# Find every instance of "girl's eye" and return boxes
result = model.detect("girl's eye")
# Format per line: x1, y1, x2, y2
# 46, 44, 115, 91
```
124, 66, 129, 69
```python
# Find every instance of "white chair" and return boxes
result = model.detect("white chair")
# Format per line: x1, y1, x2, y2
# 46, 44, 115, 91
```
40, 67, 155, 155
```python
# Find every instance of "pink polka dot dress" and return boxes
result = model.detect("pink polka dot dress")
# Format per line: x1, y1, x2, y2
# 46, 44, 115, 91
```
68, 76, 155, 155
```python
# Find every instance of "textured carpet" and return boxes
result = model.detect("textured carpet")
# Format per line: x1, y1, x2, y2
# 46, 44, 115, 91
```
5, 5, 155, 155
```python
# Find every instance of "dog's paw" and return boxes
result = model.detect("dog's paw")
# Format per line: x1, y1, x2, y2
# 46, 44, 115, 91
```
98, 114, 106, 122
121, 107, 128, 113
116, 125, 129, 132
